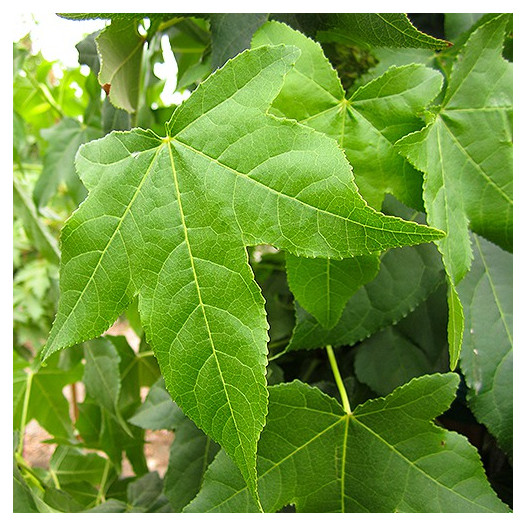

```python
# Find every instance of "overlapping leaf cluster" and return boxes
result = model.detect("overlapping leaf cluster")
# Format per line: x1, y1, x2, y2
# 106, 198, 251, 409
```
13, 12, 512, 513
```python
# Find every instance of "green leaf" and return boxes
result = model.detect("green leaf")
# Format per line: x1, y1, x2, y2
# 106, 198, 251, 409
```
317, 14, 451, 50
164, 418, 220, 511
253, 21, 443, 210
34, 118, 103, 208
397, 15, 512, 368
78, 337, 148, 474
96, 19, 145, 113
13, 460, 39, 513
187, 375, 508, 512
86, 498, 128, 512
458, 234, 512, 457
42, 44, 443, 504
356, 47, 438, 87
354, 286, 449, 396
210, 13, 269, 69
285, 254, 379, 329
253, 22, 441, 329
129, 378, 183, 430
444, 13, 485, 41
43, 487, 88, 512
13, 177, 60, 265
83, 338, 129, 433
14, 353, 82, 440
166, 18, 211, 90
127, 472, 173, 512
288, 242, 444, 351
76, 30, 101, 76
86, 473, 172, 512
48, 446, 109, 487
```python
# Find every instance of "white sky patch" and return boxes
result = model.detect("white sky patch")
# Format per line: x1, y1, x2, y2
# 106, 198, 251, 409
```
155, 34, 192, 107
13, 13, 107, 67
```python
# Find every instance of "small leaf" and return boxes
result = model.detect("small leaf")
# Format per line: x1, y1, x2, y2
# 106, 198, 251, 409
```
210, 13, 269, 69
129, 378, 184, 431
444, 13, 485, 41
13, 460, 39, 513
96, 19, 145, 113
83, 338, 130, 433
286, 254, 379, 329
317, 14, 451, 50
14, 353, 82, 440
127, 472, 173, 512
13, 177, 59, 265
354, 286, 449, 396
76, 30, 101, 76
458, 234, 512, 457
166, 18, 211, 90
48, 446, 109, 487
288, 242, 444, 352
34, 118, 103, 208
164, 418, 220, 511
187, 375, 508, 512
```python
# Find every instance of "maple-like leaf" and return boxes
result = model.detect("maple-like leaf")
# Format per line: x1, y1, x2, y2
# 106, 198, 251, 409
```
397, 15, 513, 368
186, 375, 508, 512
253, 22, 443, 329
41, 44, 443, 504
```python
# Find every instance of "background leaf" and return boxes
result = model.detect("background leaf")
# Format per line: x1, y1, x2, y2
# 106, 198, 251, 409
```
210, 13, 268, 69
317, 14, 451, 49
96, 19, 145, 113
187, 375, 508, 512
164, 417, 220, 511
397, 15, 512, 367
458, 234, 512, 457
288, 242, 444, 352
34, 118, 103, 208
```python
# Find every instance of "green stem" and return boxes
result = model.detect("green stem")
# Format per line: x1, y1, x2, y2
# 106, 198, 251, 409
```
15, 453, 45, 492
49, 468, 61, 490
157, 16, 184, 33
136, 350, 154, 358
326, 345, 351, 415
17, 370, 34, 455
96, 458, 111, 505
27, 74, 65, 119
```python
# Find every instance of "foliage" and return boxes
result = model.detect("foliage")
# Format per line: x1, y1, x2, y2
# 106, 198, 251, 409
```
13, 12, 512, 513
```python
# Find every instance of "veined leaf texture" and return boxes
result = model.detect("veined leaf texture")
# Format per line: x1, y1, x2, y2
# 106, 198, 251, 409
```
41, 44, 442, 503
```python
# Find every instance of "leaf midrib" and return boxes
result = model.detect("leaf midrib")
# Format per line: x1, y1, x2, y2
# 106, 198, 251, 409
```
165, 141, 254, 487
439, 116, 513, 206
172, 136, 437, 241
202, 396, 496, 512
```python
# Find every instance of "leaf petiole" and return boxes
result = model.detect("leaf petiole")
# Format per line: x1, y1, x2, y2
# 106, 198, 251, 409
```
17, 369, 34, 456
326, 345, 351, 415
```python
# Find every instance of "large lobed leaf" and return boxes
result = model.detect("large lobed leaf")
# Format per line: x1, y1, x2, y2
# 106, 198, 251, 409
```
186, 374, 508, 512
253, 22, 443, 329
458, 234, 513, 457
41, 44, 443, 504
397, 15, 513, 368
